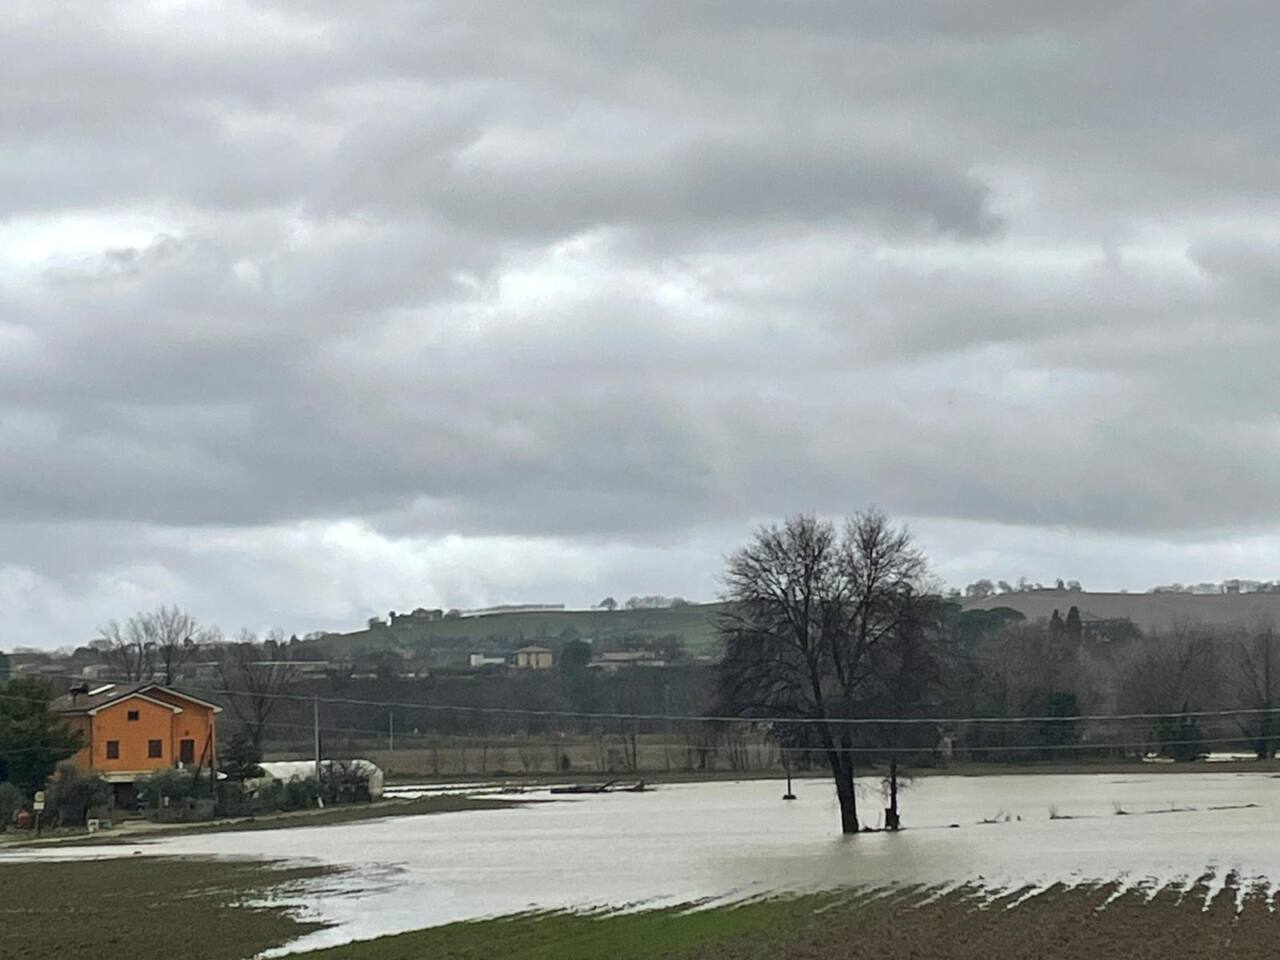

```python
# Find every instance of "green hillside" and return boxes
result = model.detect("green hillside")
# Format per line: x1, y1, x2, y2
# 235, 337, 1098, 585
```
303, 603, 726, 659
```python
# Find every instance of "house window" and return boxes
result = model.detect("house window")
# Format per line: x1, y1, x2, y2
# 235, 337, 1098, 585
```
106, 741, 120, 760
127, 710, 140, 721
148, 739, 163, 759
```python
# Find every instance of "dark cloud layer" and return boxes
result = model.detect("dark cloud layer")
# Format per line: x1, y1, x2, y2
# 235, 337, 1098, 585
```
4, 2, 1280, 645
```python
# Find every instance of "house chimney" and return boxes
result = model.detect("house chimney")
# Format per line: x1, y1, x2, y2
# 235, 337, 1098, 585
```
68, 681, 90, 704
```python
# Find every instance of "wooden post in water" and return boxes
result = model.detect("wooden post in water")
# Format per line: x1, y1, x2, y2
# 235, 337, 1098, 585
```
783, 755, 796, 800
886, 755, 900, 830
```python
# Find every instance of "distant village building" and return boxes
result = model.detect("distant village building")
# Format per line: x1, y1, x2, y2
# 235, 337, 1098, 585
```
588, 650, 669, 672
256, 659, 330, 677
1079, 616, 1141, 643
513, 645, 554, 669
468, 653, 508, 668
13, 660, 68, 680
389, 608, 444, 625
50, 682, 222, 807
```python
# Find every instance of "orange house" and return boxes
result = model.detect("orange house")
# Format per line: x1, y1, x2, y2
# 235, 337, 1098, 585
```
51, 682, 221, 804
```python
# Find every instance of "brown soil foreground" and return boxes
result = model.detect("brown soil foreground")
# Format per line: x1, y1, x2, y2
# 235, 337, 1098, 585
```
296, 879, 1280, 960
0, 857, 333, 960
4, 858, 1279, 960
689, 881, 1280, 960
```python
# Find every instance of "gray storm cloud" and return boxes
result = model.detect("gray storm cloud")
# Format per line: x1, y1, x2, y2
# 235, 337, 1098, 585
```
3, 1, 1280, 645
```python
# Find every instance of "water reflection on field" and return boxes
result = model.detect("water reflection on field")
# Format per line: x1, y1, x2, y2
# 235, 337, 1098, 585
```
11, 773, 1280, 952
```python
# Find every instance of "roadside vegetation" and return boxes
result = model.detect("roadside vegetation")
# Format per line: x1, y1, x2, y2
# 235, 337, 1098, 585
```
10, 793, 525, 846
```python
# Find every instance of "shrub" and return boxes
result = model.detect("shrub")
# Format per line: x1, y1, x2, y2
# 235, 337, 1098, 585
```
215, 781, 254, 818
0, 782, 24, 830
283, 777, 319, 810
46, 763, 109, 827
321, 761, 371, 805
141, 768, 196, 808
253, 776, 318, 813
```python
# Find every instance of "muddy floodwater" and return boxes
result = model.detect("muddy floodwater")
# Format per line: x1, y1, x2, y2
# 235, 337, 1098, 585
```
6, 773, 1280, 953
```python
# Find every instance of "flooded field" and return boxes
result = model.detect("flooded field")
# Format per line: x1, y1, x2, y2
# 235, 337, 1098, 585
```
5, 773, 1279, 953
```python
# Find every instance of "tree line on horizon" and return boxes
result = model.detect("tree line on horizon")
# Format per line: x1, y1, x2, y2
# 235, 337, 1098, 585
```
4, 518, 1278, 837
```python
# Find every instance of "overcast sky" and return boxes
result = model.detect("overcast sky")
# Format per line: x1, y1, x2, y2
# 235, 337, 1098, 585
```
5, 2, 1280, 648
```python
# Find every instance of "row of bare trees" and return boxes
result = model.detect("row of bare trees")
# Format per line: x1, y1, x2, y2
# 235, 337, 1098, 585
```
952, 616, 1278, 762
98, 609, 301, 753
1112, 625, 1277, 760
99, 606, 216, 684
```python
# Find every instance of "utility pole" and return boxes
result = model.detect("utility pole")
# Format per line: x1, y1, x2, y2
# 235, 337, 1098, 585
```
389, 709, 395, 753
313, 695, 324, 809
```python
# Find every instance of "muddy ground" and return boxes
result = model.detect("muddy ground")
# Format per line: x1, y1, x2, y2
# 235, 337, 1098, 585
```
690, 881, 1280, 960
298, 879, 1280, 960
0, 857, 333, 960
5, 858, 1279, 960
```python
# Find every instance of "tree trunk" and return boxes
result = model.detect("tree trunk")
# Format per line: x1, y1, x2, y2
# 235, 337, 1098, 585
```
832, 753, 859, 833
822, 724, 859, 834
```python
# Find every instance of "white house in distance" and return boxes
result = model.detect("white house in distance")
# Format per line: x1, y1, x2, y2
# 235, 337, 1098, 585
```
513, 646, 554, 669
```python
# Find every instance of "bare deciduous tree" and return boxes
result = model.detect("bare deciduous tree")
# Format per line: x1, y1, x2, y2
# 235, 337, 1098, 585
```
1233, 626, 1278, 759
99, 605, 212, 683
216, 629, 301, 751
718, 510, 929, 834
99, 618, 155, 681
1115, 623, 1222, 759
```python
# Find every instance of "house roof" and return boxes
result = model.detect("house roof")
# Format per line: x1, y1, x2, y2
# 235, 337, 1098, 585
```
51, 682, 147, 714
50, 682, 221, 715
514, 645, 553, 654
140, 684, 223, 713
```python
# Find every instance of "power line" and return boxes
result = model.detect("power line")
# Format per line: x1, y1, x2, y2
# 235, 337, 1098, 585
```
253, 724, 1279, 757
4, 693, 1276, 760
16, 674, 1280, 729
